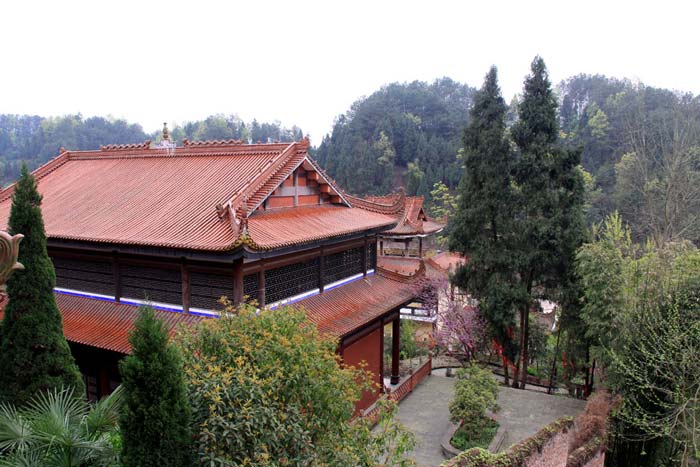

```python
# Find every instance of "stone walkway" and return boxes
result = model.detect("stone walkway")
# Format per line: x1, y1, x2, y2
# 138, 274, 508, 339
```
394, 369, 587, 466
395, 372, 455, 467
495, 385, 586, 450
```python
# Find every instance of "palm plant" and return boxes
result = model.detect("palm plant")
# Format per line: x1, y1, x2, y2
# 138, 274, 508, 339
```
0, 386, 123, 467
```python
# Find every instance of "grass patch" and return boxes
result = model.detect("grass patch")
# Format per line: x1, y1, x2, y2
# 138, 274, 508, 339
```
451, 415, 499, 451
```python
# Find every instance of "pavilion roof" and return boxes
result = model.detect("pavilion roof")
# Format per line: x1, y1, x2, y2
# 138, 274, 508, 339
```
0, 139, 406, 253
358, 195, 444, 237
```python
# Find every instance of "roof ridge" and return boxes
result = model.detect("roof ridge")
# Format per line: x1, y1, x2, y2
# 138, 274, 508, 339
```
99, 141, 152, 151
347, 189, 406, 215
0, 150, 72, 204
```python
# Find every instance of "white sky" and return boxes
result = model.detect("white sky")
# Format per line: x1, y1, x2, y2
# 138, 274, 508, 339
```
0, 0, 697, 143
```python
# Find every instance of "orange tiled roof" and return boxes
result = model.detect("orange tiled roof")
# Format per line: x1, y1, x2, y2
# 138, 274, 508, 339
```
362, 195, 444, 236
300, 267, 420, 338
0, 293, 202, 354
426, 251, 466, 274
377, 256, 423, 276
0, 140, 402, 252
248, 205, 397, 250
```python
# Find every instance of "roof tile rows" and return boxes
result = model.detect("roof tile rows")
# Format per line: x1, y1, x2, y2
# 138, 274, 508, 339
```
0, 293, 202, 354
0, 140, 406, 252
299, 268, 418, 338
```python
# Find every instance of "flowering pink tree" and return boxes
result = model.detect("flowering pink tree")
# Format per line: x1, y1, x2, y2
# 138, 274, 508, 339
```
414, 276, 487, 363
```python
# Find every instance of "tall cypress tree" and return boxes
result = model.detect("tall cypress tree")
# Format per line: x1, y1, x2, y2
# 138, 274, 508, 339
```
510, 57, 585, 388
450, 67, 522, 385
0, 164, 84, 405
119, 306, 192, 467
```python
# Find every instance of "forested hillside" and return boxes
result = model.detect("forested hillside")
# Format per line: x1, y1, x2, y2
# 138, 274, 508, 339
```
315, 78, 475, 196
2, 75, 697, 244
558, 75, 700, 243
0, 114, 303, 185
316, 75, 699, 244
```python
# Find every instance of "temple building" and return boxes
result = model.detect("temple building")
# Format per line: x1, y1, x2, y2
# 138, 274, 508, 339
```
0, 136, 444, 411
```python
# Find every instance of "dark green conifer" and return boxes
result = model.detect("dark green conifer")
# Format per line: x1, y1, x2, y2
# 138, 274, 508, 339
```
510, 57, 585, 388
450, 67, 521, 385
0, 164, 84, 405
119, 306, 192, 467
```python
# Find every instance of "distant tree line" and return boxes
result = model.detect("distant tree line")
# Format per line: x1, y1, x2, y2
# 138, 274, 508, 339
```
559, 75, 700, 244
0, 114, 304, 186
317, 75, 700, 246
315, 78, 475, 196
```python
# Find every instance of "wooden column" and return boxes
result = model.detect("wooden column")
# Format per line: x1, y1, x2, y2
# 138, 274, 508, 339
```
257, 264, 266, 308
380, 240, 384, 256
362, 237, 368, 277
379, 323, 385, 393
318, 246, 325, 293
233, 258, 244, 306
181, 260, 191, 313
418, 237, 423, 258
391, 317, 400, 385
293, 170, 299, 206
403, 239, 409, 257
112, 252, 121, 302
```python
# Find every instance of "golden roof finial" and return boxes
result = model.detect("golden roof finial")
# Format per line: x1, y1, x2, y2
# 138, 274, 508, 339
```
162, 122, 170, 141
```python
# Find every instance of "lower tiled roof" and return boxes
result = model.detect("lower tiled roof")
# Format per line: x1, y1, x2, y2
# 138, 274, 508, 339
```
247, 205, 397, 249
377, 256, 423, 276
0, 293, 202, 354
0, 269, 419, 353
298, 270, 417, 338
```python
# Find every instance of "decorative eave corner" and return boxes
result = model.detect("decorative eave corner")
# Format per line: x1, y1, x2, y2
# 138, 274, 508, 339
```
215, 199, 261, 251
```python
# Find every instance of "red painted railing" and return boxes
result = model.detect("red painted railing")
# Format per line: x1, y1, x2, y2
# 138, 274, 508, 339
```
387, 355, 432, 403
360, 355, 432, 422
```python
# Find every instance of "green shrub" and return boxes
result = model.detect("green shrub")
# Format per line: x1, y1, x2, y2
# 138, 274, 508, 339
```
119, 307, 192, 467
175, 302, 415, 467
451, 416, 499, 451
449, 364, 499, 425
0, 165, 84, 405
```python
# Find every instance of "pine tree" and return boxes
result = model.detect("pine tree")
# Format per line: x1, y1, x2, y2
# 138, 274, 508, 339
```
510, 57, 585, 388
119, 306, 192, 467
450, 67, 521, 385
0, 164, 84, 405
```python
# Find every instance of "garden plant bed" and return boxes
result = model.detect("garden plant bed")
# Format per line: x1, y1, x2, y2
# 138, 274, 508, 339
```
451, 416, 499, 451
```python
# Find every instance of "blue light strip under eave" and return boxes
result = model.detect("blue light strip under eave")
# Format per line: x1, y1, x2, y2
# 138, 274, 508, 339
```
54, 269, 376, 317
267, 269, 375, 310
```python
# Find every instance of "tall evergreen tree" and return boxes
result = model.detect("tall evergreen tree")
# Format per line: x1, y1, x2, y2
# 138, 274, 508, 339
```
510, 57, 585, 388
119, 306, 192, 467
450, 67, 521, 385
0, 165, 84, 405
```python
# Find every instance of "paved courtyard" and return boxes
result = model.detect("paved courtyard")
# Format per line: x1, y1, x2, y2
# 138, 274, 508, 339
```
394, 369, 587, 466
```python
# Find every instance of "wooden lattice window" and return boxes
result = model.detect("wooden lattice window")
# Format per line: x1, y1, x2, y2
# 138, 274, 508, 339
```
121, 264, 182, 305
244, 273, 259, 303
366, 242, 377, 271
265, 257, 320, 304
53, 256, 114, 297
323, 247, 364, 286
190, 271, 232, 310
